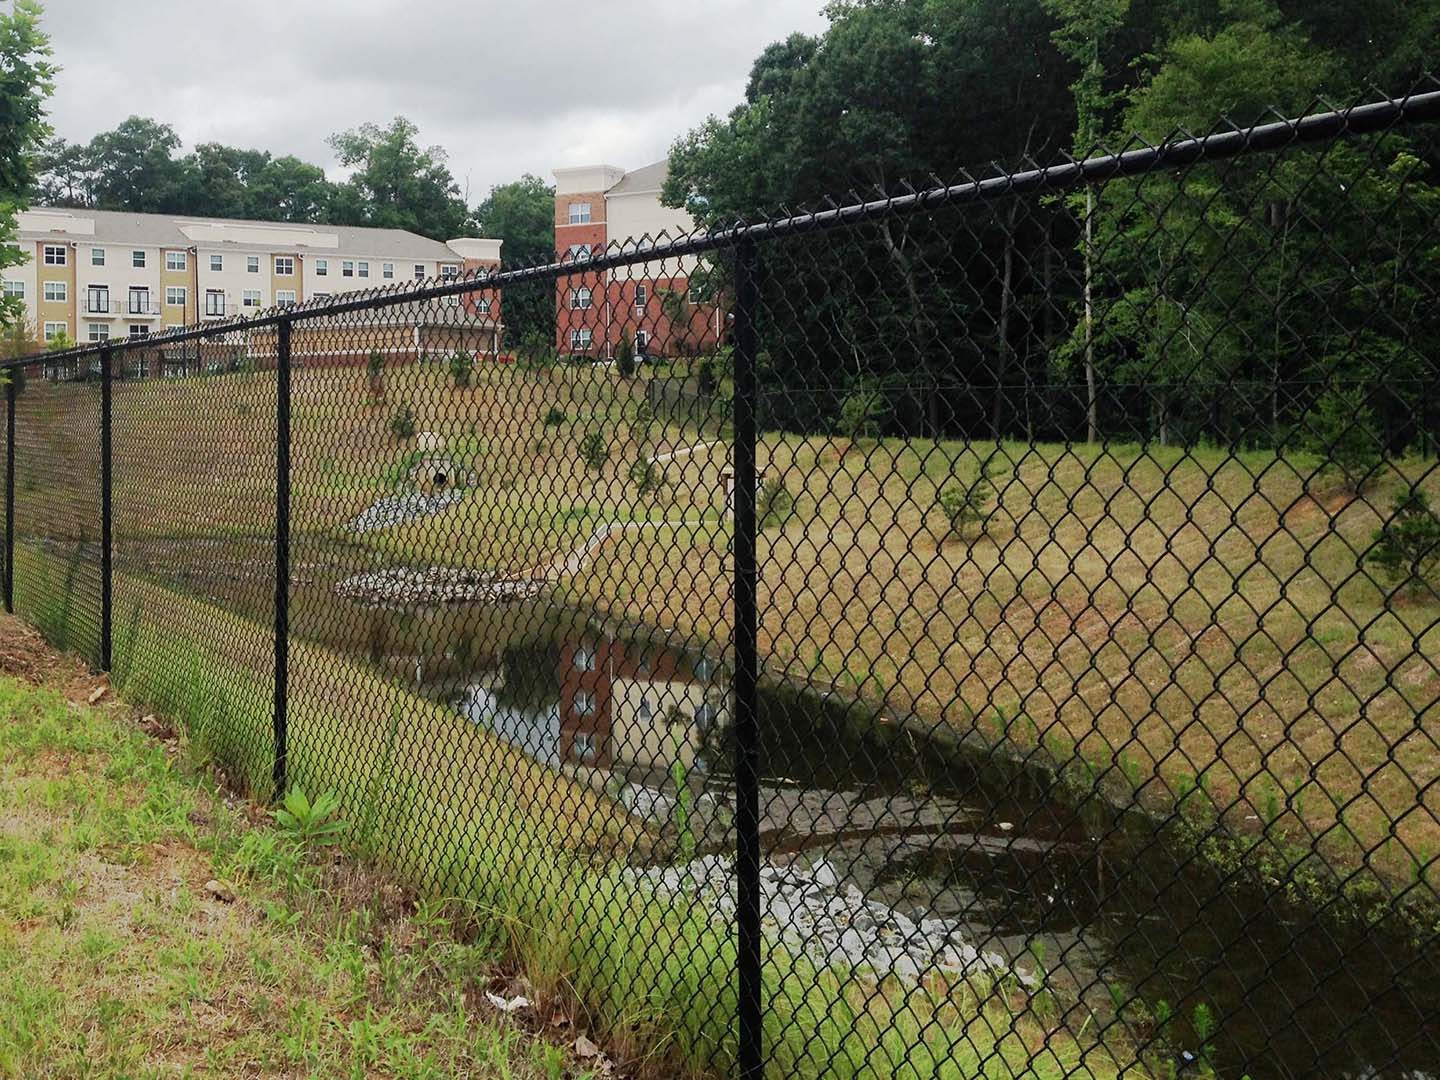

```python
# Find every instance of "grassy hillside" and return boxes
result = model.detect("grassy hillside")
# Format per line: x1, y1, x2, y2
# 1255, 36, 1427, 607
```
7, 360, 1437, 901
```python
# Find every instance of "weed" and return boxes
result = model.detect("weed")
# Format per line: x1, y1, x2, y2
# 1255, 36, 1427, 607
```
579, 428, 608, 472
273, 787, 347, 847
543, 406, 567, 427
388, 404, 417, 441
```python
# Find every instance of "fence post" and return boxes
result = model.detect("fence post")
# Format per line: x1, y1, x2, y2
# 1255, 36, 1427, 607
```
273, 319, 291, 800
100, 346, 113, 671
4, 368, 14, 614
732, 238, 762, 1080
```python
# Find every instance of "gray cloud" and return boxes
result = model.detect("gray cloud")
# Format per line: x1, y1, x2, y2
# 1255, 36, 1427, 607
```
37, 0, 829, 199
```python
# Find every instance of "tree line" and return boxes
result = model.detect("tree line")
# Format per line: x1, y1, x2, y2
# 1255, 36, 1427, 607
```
662, 0, 1440, 450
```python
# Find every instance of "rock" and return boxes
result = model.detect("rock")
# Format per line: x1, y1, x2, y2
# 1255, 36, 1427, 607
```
574, 1035, 601, 1058
203, 879, 235, 903
86, 684, 108, 704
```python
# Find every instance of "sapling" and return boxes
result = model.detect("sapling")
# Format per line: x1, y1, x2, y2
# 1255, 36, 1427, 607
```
1367, 486, 1440, 599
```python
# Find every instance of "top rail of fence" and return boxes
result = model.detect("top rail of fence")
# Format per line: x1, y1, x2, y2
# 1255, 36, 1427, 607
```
6, 85, 1440, 373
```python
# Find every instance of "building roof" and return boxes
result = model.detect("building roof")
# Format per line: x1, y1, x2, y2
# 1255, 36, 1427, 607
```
17, 206, 469, 260
607, 160, 669, 197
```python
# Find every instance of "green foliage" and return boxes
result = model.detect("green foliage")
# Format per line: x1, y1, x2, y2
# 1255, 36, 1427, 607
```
1367, 487, 1440, 599
837, 382, 887, 442
579, 428, 608, 472
328, 117, 471, 240
272, 787, 347, 847
366, 348, 385, 380
615, 332, 636, 379
542, 406, 567, 428
388, 404, 416, 441
1306, 386, 1381, 493
937, 459, 1000, 538
757, 475, 794, 528
473, 175, 556, 344
0, 0, 53, 330
516, 329, 556, 371
628, 456, 664, 497
448, 349, 473, 388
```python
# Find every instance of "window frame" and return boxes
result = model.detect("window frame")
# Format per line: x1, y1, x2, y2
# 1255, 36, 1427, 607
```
43, 321, 67, 341
568, 202, 592, 225
203, 289, 225, 316
382, 262, 394, 280
166, 286, 188, 308
275, 289, 297, 308
90, 247, 105, 267
341, 260, 355, 278
241, 289, 262, 309
569, 287, 593, 311
43, 280, 67, 303
166, 250, 188, 272
43, 244, 67, 266
246, 255, 260, 274
2, 280, 24, 299
358, 261, 369, 279
413, 263, 426, 280
87, 322, 110, 343
570, 327, 593, 351
315, 258, 328, 277
274, 256, 295, 276
131, 250, 147, 269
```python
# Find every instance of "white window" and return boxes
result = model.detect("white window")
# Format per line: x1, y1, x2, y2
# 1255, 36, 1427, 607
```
413, 263, 426, 280
569, 287, 592, 311
128, 324, 147, 339
689, 281, 710, 303
635, 329, 649, 352
166, 251, 187, 271
242, 289, 261, 308
128, 287, 152, 315
85, 285, 109, 313
440, 264, 460, 280
315, 258, 328, 277
637, 697, 653, 723
572, 732, 597, 762
132, 250, 146, 268
568, 202, 591, 225
570, 327, 593, 350
2, 280, 23, 299
43, 321, 67, 341
382, 262, 394, 279
276, 289, 296, 307
90, 247, 105, 266
312, 292, 331, 301
476, 297, 492, 315
246, 255, 260, 273
208, 254, 223, 272
87, 323, 109, 342
274, 256, 294, 276
694, 702, 716, 729
575, 691, 595, 717
695, 656, 714, 680
568, 244, 591, 261
342, 260, 354, 277
574, 645, 596, 672
43, 281, 67, 302
634, 284, 647, 310
204, 290, 225, 316
166, 286, 187, 307
43, 244, 66, 265
358, 261, 369, 279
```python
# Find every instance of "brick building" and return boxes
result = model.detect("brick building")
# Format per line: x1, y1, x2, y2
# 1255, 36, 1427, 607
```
552, 161, 724, 360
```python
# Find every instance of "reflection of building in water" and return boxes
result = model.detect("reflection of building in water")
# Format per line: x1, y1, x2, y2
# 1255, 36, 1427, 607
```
558, 634, 724, 772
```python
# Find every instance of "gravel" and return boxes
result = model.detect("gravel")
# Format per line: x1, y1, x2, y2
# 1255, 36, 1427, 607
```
346, 491, 465, 534
335, 566, 546, 605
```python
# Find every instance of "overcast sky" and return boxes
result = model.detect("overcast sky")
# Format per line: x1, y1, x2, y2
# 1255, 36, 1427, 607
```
37, 0, 830, 199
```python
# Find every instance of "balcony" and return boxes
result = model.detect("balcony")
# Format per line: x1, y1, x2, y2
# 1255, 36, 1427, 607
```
84, 294, 119, 317
202, 293, 232, 319
125, 295, 163, 319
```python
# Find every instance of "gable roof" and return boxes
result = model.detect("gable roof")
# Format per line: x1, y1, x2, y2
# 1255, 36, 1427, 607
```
608, 160, 669, 197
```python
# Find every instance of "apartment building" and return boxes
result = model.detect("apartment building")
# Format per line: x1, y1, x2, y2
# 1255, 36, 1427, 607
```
3, 207, 501, 360
552, 161, 723, 359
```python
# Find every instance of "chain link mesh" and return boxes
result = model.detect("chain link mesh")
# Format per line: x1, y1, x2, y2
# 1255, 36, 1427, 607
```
3, 88, 1439, 1079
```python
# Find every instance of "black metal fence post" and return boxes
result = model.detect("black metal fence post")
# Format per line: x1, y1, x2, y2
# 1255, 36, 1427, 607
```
4, 369, 14, 614
100, 346, 113, 671
732, 239, 762, 1080
273, 319, 291, 800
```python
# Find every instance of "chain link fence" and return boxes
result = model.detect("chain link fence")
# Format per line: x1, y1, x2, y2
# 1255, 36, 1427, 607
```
3, 87, 1439, 1079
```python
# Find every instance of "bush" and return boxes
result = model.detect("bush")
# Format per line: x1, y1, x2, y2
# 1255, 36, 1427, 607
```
757, 475, 794, 527
449, 350, 474, 388
1368, 487, 1440, 599
543, 406, 567, 428
937, 460, 999, 538
616, 333, 636, 379
1307, 385, 1382, 493
838, 382, 888, 442
628, 457, 664, 496
366, 348, 385, 381
388, 405, 417, 441
579, 428, 608, 472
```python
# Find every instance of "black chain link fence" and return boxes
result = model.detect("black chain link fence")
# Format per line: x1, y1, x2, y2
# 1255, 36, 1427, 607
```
3, 88, 1439, 1079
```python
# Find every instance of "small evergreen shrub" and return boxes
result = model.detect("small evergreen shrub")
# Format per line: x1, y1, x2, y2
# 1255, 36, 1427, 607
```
937, 461, 998, 538
449, 350, 474, 388
579, 428, 608, 472
543, 406, 567, 428
1306, 385, 1382, 493
388, 404, 417, 441
757, 475, 794, 527
1368, 487, 1440, 599
628, 457, 664, 496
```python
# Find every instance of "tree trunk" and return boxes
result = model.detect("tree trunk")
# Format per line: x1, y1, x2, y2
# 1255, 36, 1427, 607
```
1084, 184, 1099, 445
992, 202, 1020, 440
